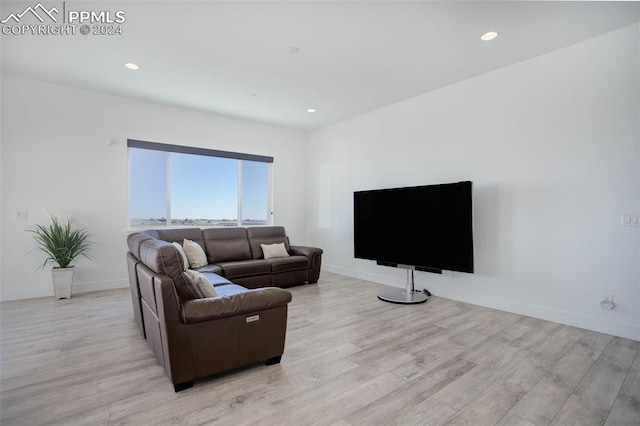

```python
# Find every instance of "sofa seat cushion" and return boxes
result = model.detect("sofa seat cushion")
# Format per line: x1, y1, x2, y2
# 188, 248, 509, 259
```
268, 256, 309, 273
199, 272, 233, 287
213, 284, 249, 298
195, 264, 223, 275
216, 259, 271, 279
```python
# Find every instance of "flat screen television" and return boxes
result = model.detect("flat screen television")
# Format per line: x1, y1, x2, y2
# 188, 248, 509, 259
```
354, 181, 474, 273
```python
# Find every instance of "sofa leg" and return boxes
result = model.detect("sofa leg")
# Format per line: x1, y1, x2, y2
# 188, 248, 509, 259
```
266, 355, 282, 366
174, 381, 193, 392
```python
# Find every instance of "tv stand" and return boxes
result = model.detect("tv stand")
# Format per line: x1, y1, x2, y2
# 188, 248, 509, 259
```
377, 268, 428, 304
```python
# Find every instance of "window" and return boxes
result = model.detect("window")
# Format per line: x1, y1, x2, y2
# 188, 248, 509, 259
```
128, 140, 273, 228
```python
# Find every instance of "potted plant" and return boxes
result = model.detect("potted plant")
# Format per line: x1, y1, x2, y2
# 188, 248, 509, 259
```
30, 216, 91, 299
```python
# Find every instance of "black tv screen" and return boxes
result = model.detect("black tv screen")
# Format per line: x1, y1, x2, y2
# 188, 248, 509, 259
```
354, 181, 474, 273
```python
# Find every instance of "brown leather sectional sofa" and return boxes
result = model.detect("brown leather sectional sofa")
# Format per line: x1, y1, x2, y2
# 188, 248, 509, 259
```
126, 226, 323, 391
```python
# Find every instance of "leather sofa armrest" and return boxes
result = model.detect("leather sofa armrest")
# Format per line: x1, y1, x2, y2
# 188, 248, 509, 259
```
181, 288, 292, 324
289, 245, 323, 259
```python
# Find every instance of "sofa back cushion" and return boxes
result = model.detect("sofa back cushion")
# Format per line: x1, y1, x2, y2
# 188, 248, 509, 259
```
136, 236, 202, 302
156, 228, 204, 247
247, 226, 290, 259
172, 242, 189, 271
203, 227, 252, 263
127, 232, 155, 259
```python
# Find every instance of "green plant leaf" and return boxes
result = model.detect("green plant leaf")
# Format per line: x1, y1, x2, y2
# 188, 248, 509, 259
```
29, 216, 91, 269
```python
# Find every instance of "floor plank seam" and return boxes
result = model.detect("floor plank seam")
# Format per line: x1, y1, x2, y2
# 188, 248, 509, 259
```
602, 345, 640, 426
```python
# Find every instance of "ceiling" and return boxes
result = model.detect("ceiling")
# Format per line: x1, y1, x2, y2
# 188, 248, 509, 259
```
1, 1, 639, 131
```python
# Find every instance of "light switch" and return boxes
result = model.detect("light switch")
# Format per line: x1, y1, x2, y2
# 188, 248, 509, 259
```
14, 210, 28, 221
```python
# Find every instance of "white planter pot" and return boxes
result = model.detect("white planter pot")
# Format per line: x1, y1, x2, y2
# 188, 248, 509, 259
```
52, 267, 74, 299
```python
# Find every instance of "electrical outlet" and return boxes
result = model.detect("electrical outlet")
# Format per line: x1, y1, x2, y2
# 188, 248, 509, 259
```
13, 210, 28, 221
622, 213, 640, 226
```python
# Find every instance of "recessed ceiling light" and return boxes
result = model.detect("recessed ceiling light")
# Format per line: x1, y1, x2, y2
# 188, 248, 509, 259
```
306, 108, 317, 113
287, 46, 300, 55
480, 31, 498, 41
124, 62, 139, 70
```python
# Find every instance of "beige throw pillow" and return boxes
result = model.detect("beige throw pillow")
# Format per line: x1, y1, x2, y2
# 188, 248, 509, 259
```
172, 242, 189, 271
184, 270, 218, 298
261, 242, 290, 259
177, 272, 204, 301
183, 239, 207, 269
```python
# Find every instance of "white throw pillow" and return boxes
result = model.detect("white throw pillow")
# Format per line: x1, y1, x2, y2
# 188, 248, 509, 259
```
261, 242, 290, 259
172, 242, 189, 271
184, 270, 218, 298
183, 239, 207, 269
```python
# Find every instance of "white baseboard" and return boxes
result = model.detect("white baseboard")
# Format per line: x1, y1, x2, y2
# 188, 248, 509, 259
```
324, 264, 406, 289
0, 279, 129, 302
322, 264, 640, 341
0, 285, 54, 301
74, 279, 129, 294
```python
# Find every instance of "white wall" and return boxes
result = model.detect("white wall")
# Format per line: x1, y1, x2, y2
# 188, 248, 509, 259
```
0, 75, 308, 301
306, 24, 640, 340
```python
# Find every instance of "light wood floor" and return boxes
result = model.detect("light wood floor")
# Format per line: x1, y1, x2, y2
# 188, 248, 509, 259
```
1, 272, 639, 425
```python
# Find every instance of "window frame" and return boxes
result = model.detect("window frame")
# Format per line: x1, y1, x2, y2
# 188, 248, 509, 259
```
127, 139, 274, 229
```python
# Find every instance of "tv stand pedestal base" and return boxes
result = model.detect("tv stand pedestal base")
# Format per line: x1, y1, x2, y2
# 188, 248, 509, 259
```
377, 269, 428, 304
378, 289, 428, 304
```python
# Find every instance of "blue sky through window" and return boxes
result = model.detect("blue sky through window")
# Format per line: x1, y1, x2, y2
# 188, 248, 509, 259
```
242, 161, 268, 221
129, 149, 166, 219
171, 153, 238, 221
129, 148, 269, 225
